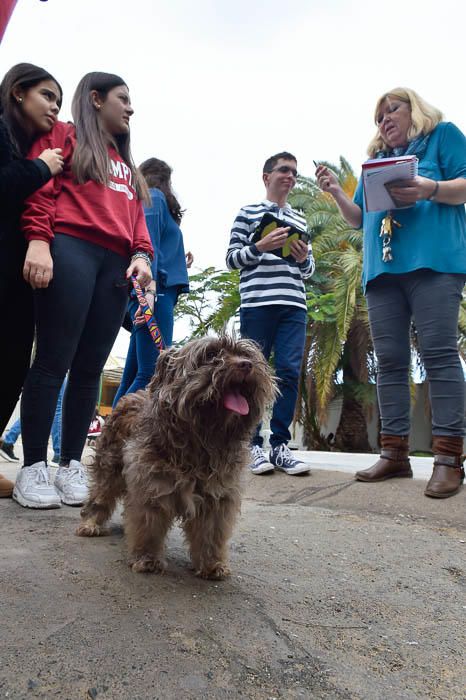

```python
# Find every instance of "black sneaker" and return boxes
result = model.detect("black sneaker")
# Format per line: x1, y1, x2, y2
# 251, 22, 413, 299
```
0, 440, 19, 462
269, 444, 310, 475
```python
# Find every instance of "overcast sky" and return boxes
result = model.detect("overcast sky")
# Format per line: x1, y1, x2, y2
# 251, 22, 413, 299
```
2, 0, 465, 354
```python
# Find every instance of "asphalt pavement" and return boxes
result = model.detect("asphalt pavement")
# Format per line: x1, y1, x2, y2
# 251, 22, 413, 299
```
1, 446, 465, 699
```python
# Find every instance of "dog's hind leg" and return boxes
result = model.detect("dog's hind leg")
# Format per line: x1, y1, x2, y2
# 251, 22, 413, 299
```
77, 393, 146, 537
76, 471, 125, 538
184, 495, 239, 580
125, 501, 172, 574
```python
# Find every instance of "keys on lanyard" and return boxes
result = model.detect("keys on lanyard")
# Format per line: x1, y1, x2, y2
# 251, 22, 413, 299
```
380, 212, 402, 263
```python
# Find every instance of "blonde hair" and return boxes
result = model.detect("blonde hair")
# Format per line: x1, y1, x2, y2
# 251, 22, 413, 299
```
367, 87, 443, 157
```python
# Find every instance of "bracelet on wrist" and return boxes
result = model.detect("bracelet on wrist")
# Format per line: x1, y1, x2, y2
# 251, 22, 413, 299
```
131, 251, 153, 266
427, 181, 439, 201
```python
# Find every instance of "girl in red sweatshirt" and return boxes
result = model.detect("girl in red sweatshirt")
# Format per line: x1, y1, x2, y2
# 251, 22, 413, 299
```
13, 72, 153, 510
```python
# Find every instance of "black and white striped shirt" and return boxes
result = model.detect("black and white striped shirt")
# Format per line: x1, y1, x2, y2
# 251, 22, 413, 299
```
226, 199, 315, 309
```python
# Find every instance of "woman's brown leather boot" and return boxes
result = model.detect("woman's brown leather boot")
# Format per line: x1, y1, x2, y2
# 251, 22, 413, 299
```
425, 436, 465, 498
0, 472, 14, 498
355, 434, 412, 482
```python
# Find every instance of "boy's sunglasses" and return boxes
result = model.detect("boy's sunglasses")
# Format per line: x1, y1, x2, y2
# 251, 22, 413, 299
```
270, 165, 298, 177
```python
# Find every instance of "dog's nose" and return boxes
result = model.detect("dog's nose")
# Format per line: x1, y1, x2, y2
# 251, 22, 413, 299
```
238, 360, 252, 373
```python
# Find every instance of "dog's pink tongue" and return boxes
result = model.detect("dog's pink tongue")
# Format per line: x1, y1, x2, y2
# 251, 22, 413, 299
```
224, 390, 249, 415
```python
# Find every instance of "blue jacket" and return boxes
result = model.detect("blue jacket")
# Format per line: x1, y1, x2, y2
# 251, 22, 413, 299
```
144, 188, 189, 295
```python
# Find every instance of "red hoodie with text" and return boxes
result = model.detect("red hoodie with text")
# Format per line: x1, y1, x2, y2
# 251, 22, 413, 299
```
21, 121, 153, 260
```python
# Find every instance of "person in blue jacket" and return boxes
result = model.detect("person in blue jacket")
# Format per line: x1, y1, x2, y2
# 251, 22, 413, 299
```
316, 87, 466, 499
113, 158, 190, 403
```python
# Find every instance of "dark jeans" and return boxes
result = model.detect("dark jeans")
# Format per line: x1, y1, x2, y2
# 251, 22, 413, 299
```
240, 304, 307, 448
21, 234, 128, 465
0, 236, 34, 435
366, 270, 466, 437
113, 285, 178, 405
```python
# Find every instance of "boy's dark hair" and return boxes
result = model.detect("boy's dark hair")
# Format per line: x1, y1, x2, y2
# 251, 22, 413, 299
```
263, 151, 297, 173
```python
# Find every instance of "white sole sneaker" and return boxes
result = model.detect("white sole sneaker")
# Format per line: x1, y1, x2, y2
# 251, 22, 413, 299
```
54, 487, 85, 506
274, 463, 311, 475
250, 463, 275, 475
13, 462, 61, 508
12, 486, 61, 509
54, 462, 88, 506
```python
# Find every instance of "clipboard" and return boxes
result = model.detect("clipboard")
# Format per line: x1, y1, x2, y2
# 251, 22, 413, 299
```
362, 155, 418, 212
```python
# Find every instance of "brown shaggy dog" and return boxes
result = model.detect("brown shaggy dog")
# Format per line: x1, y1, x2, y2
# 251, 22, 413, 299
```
77, 335, 276, 579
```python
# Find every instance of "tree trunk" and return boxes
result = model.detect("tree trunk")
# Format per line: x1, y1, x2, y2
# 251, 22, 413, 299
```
334, 329, 372, 453
334, 395, 372, 452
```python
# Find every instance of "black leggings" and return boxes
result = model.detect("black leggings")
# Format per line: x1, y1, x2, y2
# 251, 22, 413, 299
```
0, 236, 34, 434
21, 234, 128, 465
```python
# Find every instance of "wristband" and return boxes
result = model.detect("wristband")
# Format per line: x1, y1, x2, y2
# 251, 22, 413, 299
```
427, 181, 439, 201
131, 251, 153, 266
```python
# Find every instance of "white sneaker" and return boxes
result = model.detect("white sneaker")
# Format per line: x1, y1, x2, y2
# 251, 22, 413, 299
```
54, 460, 88, 506
249, 445, 274, 475
13, 462, 61, 509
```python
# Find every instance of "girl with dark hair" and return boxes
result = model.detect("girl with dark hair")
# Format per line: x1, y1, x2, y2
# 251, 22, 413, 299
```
13, 72, 153, 509
0, 63, 64, 498
113, 157, 190, 405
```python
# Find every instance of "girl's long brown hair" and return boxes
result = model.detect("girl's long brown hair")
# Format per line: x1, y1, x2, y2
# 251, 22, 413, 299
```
71, 72, 148, 201
139, 158, 184, 224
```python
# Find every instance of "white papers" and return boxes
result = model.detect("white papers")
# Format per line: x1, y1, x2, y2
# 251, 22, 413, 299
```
362, 155, 418, 212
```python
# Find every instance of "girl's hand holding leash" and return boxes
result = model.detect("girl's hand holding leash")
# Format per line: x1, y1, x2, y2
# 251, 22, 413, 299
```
126, 255, 152, 288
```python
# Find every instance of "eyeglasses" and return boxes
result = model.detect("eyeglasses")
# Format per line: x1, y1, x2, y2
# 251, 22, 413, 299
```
269, 165, 298, 177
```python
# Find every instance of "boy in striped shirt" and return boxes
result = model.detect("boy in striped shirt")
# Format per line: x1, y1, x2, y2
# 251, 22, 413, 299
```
226, 152, 314, 475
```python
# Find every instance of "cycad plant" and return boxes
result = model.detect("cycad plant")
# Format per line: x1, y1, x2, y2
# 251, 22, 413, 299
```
174, 267, 240, 340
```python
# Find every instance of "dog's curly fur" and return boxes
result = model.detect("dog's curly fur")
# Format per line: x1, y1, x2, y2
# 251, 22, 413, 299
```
77, 335, 276, 580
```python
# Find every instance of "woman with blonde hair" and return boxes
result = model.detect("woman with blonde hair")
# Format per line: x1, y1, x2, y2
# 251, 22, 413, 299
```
316, 87, 466, 499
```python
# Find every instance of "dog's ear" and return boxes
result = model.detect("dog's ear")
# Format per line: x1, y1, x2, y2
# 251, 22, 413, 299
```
147, 347, 178, 394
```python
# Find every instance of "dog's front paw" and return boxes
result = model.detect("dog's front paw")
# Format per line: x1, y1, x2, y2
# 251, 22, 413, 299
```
129, 555, 167, 574
197, 563, 231, 580
76, 521, 109, 537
